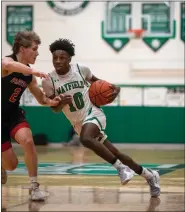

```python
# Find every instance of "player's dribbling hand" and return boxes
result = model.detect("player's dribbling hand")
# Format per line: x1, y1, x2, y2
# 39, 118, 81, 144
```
107, 84, 120, 102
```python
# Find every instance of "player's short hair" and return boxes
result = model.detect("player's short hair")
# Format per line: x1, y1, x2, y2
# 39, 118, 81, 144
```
12, 31, 41, 54
49, 39, 75, 57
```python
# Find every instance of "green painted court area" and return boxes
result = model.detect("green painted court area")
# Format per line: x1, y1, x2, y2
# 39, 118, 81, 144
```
6, 146, 185, 187
8, 162, 185, 176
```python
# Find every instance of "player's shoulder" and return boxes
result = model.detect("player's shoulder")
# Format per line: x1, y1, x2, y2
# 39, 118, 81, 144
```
2, 55, 15, 73
42, 70, 55, 84
2, 55, 14, 63
73, 63, 91, 73
77, 63, 90, 70
48, 70, 56, 77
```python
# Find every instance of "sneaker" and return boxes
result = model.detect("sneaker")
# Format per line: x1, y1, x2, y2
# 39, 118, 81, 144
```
146, 169, 160, 197
2, 168, 7, 184
29, 182, 46, 201
117, 166, 134, 185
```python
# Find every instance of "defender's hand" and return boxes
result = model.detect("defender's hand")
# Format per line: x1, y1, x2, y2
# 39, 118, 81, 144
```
32, 69, 49, 79
49, 96, 61, 106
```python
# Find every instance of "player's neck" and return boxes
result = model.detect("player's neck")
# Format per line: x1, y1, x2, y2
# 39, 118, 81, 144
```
16, 53, 28, 65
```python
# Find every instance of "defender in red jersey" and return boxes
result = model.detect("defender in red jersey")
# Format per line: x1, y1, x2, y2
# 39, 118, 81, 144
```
1, 31, 61, 201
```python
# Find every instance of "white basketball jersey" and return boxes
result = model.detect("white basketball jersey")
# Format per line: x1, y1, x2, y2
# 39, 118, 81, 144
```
48, 64, 94, 124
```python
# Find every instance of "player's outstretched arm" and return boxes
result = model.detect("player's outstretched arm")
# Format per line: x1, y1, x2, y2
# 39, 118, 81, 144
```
2, 57, 48, 78
28, 76, 60, 106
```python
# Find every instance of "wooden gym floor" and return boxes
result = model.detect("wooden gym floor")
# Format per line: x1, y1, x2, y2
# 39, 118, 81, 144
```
2, 146, 185, 211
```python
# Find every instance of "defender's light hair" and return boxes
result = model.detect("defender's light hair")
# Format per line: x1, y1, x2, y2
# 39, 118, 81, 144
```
12, 31, 41, 54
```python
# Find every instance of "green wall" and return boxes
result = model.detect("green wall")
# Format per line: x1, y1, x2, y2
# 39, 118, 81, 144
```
22, 106, 184, 144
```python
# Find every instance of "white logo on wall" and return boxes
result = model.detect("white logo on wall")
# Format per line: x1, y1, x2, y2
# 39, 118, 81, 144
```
47, 1, 90, 16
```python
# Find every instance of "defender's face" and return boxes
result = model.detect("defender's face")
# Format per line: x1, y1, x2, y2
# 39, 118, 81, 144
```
21, 41, 39, 64
52, 50, 71, 74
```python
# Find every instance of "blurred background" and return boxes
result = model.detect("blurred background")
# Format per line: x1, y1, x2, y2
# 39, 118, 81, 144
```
1, 1, 184, 146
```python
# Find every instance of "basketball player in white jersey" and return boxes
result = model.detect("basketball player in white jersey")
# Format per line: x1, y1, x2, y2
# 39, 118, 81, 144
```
42, 39, 160, 197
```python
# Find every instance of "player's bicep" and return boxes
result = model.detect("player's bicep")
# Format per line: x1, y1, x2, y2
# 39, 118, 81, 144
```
88, 75, 100, 84
80, 65, 99, 84
80, 66, 92, 80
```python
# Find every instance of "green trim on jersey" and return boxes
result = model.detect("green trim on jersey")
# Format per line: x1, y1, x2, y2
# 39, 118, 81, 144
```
88, 107, 92, 115
76, 64, 89, 87
49, 74, 56, 96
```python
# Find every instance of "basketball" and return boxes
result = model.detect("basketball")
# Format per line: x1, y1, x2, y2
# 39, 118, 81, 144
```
89, 80, 114, 106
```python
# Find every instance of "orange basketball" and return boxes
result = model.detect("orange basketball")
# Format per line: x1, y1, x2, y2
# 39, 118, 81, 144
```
89, 80, 114, 106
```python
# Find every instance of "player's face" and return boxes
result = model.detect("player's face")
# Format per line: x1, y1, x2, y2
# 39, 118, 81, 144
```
52, 50, 71, 74
21, 41, 39, 64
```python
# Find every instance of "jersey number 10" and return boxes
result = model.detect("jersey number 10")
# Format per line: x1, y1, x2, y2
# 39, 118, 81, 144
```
69, 92, 85, 112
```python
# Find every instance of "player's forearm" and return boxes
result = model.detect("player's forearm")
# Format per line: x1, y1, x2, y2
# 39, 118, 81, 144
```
3, 61, 33, 75
38, 95, 54, 106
